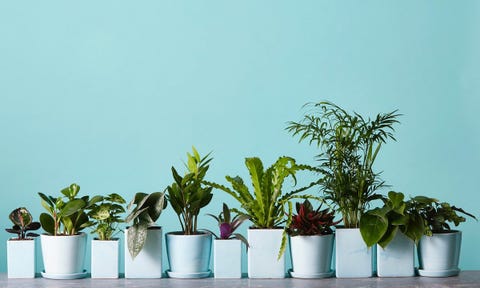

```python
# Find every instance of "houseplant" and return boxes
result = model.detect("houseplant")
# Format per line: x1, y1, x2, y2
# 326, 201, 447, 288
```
206, 203, 249, 278
287, 199, 339, 279
409, 196, 476, 277
38, 183, 99, 279
206, 156, 317, 278
88, 193, 126, 278
6, 207, 40, 278
124, 191, 167, 278
165, 147, 214, 278
360, 191, 425, 277
286, 101, 400, 277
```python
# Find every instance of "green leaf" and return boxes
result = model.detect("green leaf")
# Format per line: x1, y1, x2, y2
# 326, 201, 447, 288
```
60, 199, 86, 217
39, 213, 55, 235
360, 212, 388, 247
127, 223, 148, 260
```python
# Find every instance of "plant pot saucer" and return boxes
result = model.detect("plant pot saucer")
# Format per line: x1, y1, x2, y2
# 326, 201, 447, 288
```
166, 269, 211, 279
41, 270, 88, 280
417, 268, 460, 277
289, 269, 335, 279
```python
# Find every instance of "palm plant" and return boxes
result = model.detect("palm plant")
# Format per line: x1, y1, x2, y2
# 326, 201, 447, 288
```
286, 101, 400, 228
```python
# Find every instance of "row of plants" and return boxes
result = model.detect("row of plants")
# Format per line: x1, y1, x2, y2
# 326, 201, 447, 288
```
6, 101, 476, 280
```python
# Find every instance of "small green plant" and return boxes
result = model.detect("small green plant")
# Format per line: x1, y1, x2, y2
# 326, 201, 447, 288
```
38, 183, 100, 235
166, 147, 213, 235
205, 156, 317, 257
286, 199, 339, 237
408, 196, 476, 236
205, 203, 249, 246
360, 191, 425, 248
125, 191, 167, 259
286, 101, 400, 228
88, 193, 126, 240
5, 207, 41, 240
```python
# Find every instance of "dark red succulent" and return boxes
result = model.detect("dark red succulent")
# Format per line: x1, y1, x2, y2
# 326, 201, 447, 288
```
287, 200, 340, 236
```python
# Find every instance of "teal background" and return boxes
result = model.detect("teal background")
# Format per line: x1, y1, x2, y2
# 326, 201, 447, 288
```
1, 1, 479, 273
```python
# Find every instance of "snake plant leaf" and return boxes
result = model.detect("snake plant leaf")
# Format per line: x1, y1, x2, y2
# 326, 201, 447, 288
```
127, 222, 148, 259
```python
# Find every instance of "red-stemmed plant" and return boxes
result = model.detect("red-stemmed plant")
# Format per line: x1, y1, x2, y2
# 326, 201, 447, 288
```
287, 200, 340, 236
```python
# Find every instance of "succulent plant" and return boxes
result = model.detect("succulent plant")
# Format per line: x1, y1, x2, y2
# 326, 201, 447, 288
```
6, 207, 41, 240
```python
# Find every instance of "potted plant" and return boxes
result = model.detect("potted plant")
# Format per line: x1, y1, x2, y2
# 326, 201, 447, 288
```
409, 196, 476, 277
206, 156, 316, 278
6, 207, 40, 278
286, 199, 338, 279
287, 199, 340, 278
359, 191, 425, 277
286, 101, 400, 278
88, 193, 126, 278
206, 203, 249, 279
165, 147, 214, 278
124, 191, 167, 278
38, 183, 99, 279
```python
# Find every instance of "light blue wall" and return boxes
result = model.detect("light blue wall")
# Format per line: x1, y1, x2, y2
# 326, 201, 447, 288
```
1, 1, 479, 273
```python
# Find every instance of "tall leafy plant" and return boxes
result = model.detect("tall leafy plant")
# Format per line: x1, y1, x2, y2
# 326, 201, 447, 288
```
38, 183, 100, 235
206, 156, 317, 257
166, 147, 213, 235
286, 101, 400, 228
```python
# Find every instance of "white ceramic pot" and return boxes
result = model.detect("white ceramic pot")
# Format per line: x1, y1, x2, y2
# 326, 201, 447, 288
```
124, 227, 163, 278
335, 228, 373, 278
166, 232, 212, 278
290, 234, 334, 278
214, 239, 242, 278
418, 231, 462, 277
248, 229, 285, 278
91, 239, 119, 278
376, 232, 414, 277
40, 233, 87, 276
7, 239, 36, 278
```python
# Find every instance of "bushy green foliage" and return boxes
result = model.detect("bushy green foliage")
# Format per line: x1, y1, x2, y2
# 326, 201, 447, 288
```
166, 147, 213, 235
39, 183, 100, 235
287, 101, 400, 228
88, 193, 126, 241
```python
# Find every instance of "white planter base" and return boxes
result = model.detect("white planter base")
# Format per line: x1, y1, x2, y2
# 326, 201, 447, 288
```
166, 232, 212, 278
91, 239, 119, 278
124, 227, 163, 278
7, 239, 36, 278
335, 228, 373, 278
377, 232, 414, 277
40, 233, 87, 277
418, 231, 462, 277
214, 239, 242, 278
248, 229, 285, 279
290, 234, 334, 278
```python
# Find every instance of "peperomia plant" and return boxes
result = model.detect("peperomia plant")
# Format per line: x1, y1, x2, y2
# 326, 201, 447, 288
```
88, 193, 126, 241
6, 207, 41, 240
206, 203, 249, 246
286, 101, 400, 228
38, 183, 100, 235
359, 191, 425, 248
408, 195, 476, 236
125, 191, 167, 259
166, 147, 213, 235
286, 199, 340, 237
